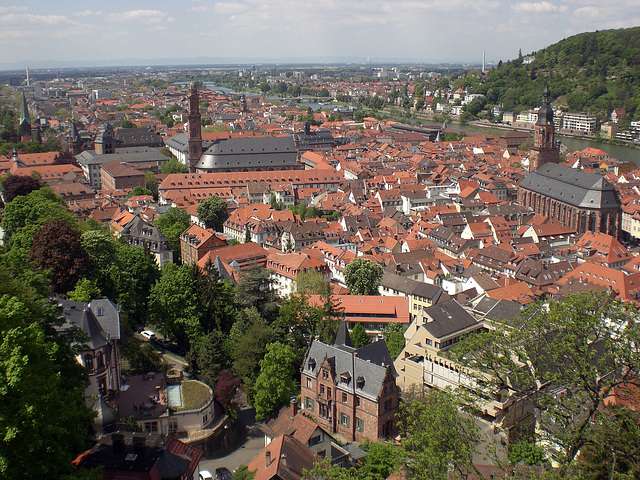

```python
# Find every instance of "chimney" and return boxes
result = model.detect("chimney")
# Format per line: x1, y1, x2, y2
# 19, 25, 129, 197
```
281, 453, 287, 469
290, 397, 298, 417
112, 433, 125, 453
265, 450, 271, 466
133, 436, 146, 456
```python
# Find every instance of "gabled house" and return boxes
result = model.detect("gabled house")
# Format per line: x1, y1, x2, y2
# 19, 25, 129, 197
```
57, 298, 122, 402
300, 337, 399, 442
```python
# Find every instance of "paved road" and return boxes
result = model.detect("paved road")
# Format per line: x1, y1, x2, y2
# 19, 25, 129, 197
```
198, 405, 265, 476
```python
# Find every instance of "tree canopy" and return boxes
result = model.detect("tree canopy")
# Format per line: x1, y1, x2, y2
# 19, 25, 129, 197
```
196, 195, 229, 231
1, 174, 42, 202
343, 258, 383, 296
253, 342, 298, 421
451, 291, 640, 475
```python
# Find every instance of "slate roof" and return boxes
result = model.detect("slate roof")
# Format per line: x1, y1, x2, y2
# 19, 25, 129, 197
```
196, 136, 298, 170
422, 299, 480, 339
76, 147, 168, 166
381, 270, 444, 303
57, 298, 121, 348
115, 128, 164, 148
519, 163, 620, 209
302, 340, 395, 402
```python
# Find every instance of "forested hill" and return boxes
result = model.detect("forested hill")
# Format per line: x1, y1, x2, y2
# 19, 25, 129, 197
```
478, 27, 640, 122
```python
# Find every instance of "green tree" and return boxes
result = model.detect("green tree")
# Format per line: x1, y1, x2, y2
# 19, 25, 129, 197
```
0, 271, 94, 479
68, 278, 102, 302
295, 269, 331, 296
120, 118, 136, 128
1, 187, 77, 250
451, 291, 640, 475
253, 342, 297, 420
259, 81, 271, 94
232, 465, 256, 480
343, 258, 383, 295
187, 329, 229, 387
196, 195, 229, 231
398, 388, 480, 480
359, 442, 404, 480
154, 207, 190, 263
126, 186, 153, 198
161, 158, 188, 174
350, 323, 370, 348
232, 320, 276, 399
382, 322, 406, 359
508, 441, 546, 466
148, 263, 202, 347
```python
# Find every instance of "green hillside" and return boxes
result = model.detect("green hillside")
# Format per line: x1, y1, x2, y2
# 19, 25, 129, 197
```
476, 27, 640, 123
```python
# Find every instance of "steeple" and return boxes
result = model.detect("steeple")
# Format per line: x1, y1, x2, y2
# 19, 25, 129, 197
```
18, 90, 31, 139
187, 81, 202, 173
528, 82, 559, 172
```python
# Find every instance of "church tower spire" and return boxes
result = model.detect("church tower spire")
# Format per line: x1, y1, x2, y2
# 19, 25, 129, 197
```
187, 82, 202, 173
529, 82, 559, 172
19, 90, 32, 140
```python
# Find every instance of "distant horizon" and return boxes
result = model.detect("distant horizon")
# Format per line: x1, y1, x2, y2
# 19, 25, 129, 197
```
0, 56, 492, 73
2, 1, 638, 72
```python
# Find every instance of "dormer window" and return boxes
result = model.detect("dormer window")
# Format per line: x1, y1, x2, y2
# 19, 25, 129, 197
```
340, 372, 351, 384
356, 376, 365, 389
308, 358, 316, 371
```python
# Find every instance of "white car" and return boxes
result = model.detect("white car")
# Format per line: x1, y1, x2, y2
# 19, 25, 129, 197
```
199, 470, 214, 480
140, 330, 156, 341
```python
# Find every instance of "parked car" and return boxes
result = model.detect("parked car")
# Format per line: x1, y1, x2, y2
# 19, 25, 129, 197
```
215, 468, 233, 480
199, 470, 214, 480
140, 330, 156, 341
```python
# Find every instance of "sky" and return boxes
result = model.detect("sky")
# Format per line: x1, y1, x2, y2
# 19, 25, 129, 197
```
1, 0, 639, 68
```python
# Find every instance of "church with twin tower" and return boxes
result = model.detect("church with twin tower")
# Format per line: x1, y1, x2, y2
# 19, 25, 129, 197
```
518, 84, 621, 238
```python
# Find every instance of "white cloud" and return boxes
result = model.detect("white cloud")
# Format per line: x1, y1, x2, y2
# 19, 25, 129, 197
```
0, 6, 27, 14
72, 10, 103, 17
108, 10, 170, 24
212, 2, 250, 14
511, 1, 569, 13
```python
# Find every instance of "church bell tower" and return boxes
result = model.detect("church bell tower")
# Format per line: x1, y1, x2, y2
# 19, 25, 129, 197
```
529, 83, 559, 172
187, 82, 202, 172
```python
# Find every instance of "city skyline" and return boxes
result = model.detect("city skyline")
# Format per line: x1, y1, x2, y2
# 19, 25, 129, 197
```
1, 0, 639, 69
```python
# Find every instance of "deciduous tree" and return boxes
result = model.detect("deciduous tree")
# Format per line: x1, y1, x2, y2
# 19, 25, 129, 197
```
196, 195, 229, 231
350, 322, 370, 348
451, 291, 640, 475
398, 388, 480, 480
30, 220, 89, 294
253, 342, 297, 420
1, 174, 42, 202
343, 258, 383, 295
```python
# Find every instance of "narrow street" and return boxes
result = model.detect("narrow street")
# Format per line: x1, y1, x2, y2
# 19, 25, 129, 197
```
198, 405, 264, 475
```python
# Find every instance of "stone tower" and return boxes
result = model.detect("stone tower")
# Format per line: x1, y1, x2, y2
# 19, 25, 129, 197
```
187, 82, 202, 172
94, 122, 115, 154
529, 83, 559, 172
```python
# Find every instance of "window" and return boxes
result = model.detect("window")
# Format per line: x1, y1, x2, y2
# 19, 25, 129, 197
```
309, 434, 323, 446
144, 421, 158, 433
320, 384, 325, 395
356, 418, 365, 433
355, 396, 361, 407
322, 369, 329, 380
339, 412, 350, 428
327, 388, 331, 398
168, 419, 178, 432
342, 392, 348, 403
202, 414, 209, 425
305, 397, 315, 411
306, 378, 313, 389
84, 356, 93, 371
